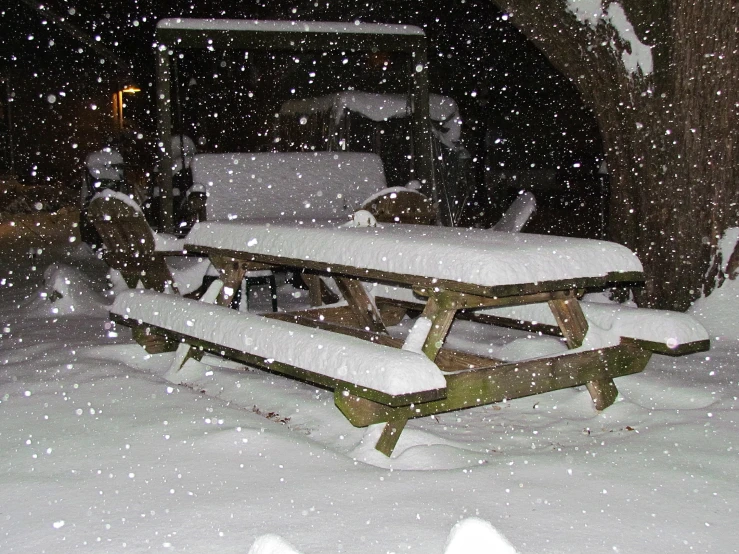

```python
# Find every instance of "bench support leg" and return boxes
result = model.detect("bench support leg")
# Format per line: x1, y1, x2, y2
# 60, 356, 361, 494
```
375, 417, 408, 457
165, 280, 224, 380
421, 293, 460, 361
302, 273, 324, 307
586, 378, 619, 411
548, 291, 588, 349
210, 257, 246, 307
335, 277, 387, 334
548, 291, 618, 409
165, 342, 194, 378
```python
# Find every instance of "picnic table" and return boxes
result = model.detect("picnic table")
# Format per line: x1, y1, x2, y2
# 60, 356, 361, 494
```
112, 220, 708, 455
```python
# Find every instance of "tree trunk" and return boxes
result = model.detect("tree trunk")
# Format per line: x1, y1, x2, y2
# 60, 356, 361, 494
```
496, 0, 738, 310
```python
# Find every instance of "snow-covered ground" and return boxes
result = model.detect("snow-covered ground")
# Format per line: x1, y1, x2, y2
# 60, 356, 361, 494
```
1, 212, 737, 553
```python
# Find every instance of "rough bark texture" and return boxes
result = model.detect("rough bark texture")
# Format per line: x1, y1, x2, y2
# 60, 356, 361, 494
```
495, 0, 738, 310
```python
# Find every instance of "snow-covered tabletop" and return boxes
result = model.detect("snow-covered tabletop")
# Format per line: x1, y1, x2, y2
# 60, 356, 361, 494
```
185, 221, 643, 293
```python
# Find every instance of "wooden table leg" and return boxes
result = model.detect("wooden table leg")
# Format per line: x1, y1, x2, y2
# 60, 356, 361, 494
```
208, 256, 274, 309
335, 389, 409, 457
335, 276, 387, 334
375, 417, 408, 457
302, 272, 324, 307
548, 291, 617, 410
548, 291, 588, 348
586, 378, 619, 410
421, 291, 461, 361
209, 255, 247, 307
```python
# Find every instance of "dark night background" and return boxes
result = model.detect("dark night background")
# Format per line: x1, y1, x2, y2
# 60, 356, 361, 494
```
1, 0, 604, 234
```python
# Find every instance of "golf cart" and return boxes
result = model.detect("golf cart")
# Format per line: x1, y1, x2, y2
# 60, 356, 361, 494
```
153, 18, 475, 231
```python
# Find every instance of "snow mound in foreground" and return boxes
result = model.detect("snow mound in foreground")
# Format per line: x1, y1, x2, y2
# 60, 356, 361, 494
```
248, 534, 302, 554
248, 518, 519, 553
444, 517, 519, 554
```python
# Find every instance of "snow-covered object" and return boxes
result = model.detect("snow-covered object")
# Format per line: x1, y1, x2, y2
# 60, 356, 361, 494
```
35, 263, 109, 317
341, 209, 377, 228
479, 299, 708, 350
492, 191, 536, 232
247, 534, 303, 554
85, 148, 124, 182
111, 290, 447, 396
93, 189, 141, 213
170, 134, 196, 171
689, 227, 739, 341
90, 191, 184, 253
402, 317, 432, 353
690, 279, 739, 342
91, 190, 211, 291
190, 152, 387, 223
444, 518, 519, 554
566, 0, 653, 75
280, 91, 463, 146
185, 221, 643, 288
157, 18, 424, 36
244, 518, 520, 554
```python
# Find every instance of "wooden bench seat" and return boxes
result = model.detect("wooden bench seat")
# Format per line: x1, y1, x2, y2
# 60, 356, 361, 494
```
110, 289, 447, 404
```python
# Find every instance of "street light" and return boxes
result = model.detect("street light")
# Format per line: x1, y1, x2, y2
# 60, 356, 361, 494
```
113, 85, 140, 132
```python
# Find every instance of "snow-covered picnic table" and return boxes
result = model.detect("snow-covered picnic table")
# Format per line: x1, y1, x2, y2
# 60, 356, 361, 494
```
112, 220, 708, 456
184, 220, 644, 293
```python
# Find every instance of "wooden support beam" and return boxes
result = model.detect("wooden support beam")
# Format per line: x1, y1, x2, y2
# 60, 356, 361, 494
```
208, 255, 272, 307
586, 378, 619, 411
334, 342, 652, 428
302, 272, 324, 307
335, 276, 387, 334
375, 418, 408, 457
548, 291, 589, 348
209, 255, 246, 307
546, 291, 620, 408
420, 291, 462, 360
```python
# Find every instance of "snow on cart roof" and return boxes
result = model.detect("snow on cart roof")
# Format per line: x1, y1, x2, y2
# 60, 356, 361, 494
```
185, 221, 644, 290
156, 18, 425, 36
280, 92, 462, 144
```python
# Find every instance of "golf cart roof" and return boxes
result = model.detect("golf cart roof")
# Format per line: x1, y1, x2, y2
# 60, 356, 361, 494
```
156, 18, 425, 51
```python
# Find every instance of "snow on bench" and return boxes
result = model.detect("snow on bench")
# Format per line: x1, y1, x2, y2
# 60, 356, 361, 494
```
185, 221, 643, 289
111, 289, 447, 399
367, 282, 708, 354
190, 152, 388, 224
479, 298, 708, 353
